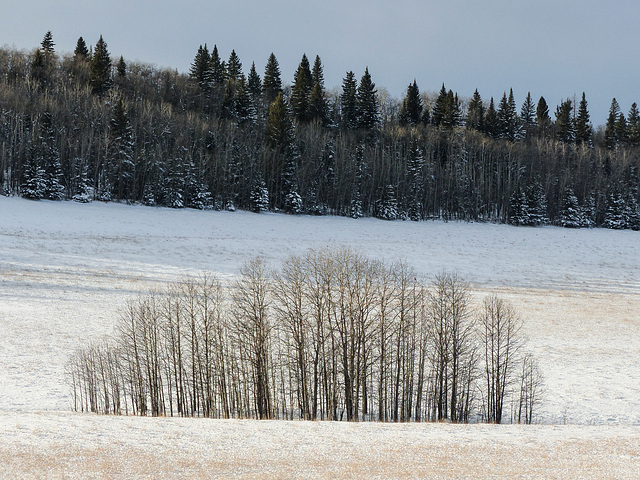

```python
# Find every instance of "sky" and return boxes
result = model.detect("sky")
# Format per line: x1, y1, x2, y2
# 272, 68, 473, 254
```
2, 0, 639, 125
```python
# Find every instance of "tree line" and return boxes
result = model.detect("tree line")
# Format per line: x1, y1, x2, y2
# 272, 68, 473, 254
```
1, 31, 639, 228
67, 249, 543, 424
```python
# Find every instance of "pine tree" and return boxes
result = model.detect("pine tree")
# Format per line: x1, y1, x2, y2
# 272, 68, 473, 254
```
116, 56, 126, 78
399, 80, 423, 126
559, 187, 583, 228
574, 93, 592, 147
406, 143, 424, 221
90, 35, 112, 96
497, 90, 517, 140
190, 44, 213, 93
554, 99, 575, 144
340, 71, 358, 130
74, 37, 89, 59
290, 54, 313, 122
466, 89, 484, 132
210, 45, 225, 86
263, 53, 282, 105
525, 182, 548, 226
604, 98, 621, 150
39, 112, 65, 200
536, 96, 551, 138
509, 187, 529, 225
484, 98, 498, 138
627, 103, 640, 147
520, 92, 536, 139
432, 84, 448, 127
603, 188, 627, 229
376, 184, 399, 220
309, 56, 329, 125
226, 50, 243, 82
356, 67, 379, 129
108, 99, 135, 201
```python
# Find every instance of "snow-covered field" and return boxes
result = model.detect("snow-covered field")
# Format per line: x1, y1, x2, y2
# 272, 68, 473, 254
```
1, 196, 639, 478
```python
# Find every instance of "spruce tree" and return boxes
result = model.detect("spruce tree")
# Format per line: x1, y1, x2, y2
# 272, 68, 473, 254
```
604, 98, 621, 149
74, 37, 89, 59
190, 44, 213, 92
520, 92, 536, 139
39, 112, 65, 200
226, 50, 243, 82
290, 54, 313, 122
627, 103, 640, 146
90, 35, 112, 96
559, 187, 584, 228
116, 56, 126, 78
432, 84, 448, 127
340, 71, 358, 130
497, 91, 517, 140
108, 99, 135, 200
263, 53, 282, 105
41, 31, 55, 55
466, 89, 484, 132
484, 98, 498, 138
356, 67, 379, 130
554, 99, 575, 143
536, 96, 551, 138
406, 143, 424, 221
309, 56, 328, 125
399, 80, 423, 126
574, 92, 593, 147
210, 45, 225, 86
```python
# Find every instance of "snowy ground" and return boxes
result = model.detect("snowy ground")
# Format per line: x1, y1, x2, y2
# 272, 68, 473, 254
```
1, 197, 639, 478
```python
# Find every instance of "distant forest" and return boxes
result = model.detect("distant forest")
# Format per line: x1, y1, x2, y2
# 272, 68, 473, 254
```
1, 31, 639, 229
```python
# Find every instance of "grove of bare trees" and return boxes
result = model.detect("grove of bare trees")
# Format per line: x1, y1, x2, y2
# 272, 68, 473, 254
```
67, 249, 543, 424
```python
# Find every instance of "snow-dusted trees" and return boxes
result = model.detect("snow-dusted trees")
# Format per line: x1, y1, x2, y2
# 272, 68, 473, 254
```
68, 250, 543, 423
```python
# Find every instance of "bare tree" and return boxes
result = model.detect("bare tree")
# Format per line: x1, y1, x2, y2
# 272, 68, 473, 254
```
517, 352, 544, 424
479, 295, 522, 424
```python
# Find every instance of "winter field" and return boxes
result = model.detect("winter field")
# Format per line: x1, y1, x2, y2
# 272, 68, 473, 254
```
1, 196, 639, 478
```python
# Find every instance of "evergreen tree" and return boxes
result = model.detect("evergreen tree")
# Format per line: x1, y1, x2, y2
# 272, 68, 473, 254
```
615, 111, 629, 145
554, 99, 575, 144
356, 67, 379, 129
226, 50, 243, 82
340, 71, 358, 130
108, 99, 135, 200
466, 89, 484, 132
74, 37, 89, 59
250, 178, 270, 212
90, 35, 112, 96
116, 56, 127, 78
265, 92, 299, 210
406, 143, 424, 221
574, 93, 592, 147
21, 149, 47, 200
247, 62, 262, 98
484, 97, 498, 138
508, 187, 529, 225
627, 103, 640, 147
520, 92, 536, 139
309, 56, 328, 125
497, 90, 517, 140
536, 96, 551, 138
41, 31, 55, 55
39, 112, 65, 200
190, 44, 212, 92
399, 80, 423, 126
525, 181, 548, 226
432, 84, 448, 127
263, 53, 282, 105
290, 54, 313, 122
559, 187, 584, 228
376, 184, 399, 220
604, 98, 621, 150
603, 188, 627, 229
210, 45, 226, 86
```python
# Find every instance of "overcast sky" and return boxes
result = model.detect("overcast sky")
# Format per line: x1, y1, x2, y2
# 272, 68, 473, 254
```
2, 1, 638, 124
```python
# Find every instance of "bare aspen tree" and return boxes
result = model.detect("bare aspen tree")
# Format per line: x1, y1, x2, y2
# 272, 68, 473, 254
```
231, 257, 273, 419
517, 353, 544, 424
479, 295, 522, 424
428, 272, 475, 422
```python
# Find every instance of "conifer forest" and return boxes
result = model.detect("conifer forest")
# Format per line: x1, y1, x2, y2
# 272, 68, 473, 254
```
1, 32, 640, 228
